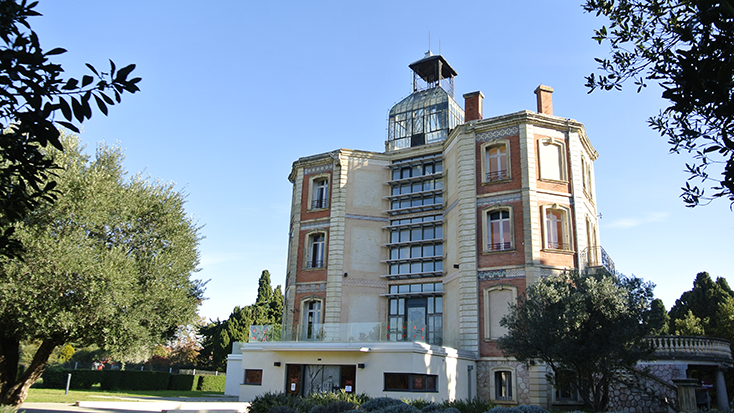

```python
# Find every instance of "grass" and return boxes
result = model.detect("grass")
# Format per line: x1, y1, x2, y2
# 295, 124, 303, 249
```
23, 388, 228, 404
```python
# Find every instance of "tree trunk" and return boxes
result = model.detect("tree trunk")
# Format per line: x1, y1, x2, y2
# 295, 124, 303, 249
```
0, 336, 21, 405
0, 339, 57, 406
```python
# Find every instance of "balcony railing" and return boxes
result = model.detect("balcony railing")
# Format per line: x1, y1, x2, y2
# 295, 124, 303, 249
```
580, 246, 615, 275
311, 198, 328, 209
648, 335, 733, 362
486, 169, 509, 182
249, 323, 467, 349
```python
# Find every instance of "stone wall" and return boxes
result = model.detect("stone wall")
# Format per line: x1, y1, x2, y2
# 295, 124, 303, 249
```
477, 359, 532, 405
607, 362, 687, 413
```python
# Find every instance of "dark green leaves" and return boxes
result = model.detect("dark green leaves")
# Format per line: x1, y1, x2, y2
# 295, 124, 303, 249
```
585, 0, 734, 207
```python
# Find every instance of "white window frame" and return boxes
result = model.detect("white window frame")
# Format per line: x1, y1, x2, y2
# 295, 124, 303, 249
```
305, 231, 326, 269
489, 367, 517, 403
581, 157, 593, 200
483, 284, 517, 340
482, 205, 514, 252
541, 204, 572, 251
307, 173, 330, 211
300, 297, 323, 340
480, 140, 511, 183
538, 138, 567, 182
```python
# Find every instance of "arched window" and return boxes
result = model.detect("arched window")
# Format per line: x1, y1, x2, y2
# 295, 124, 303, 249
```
306, 232, 326, 269
481, 140, 511, 183
538, 138, 566, 182
301, 298, 323, 340
484, 284, 517, 340
541, 204, 571, 251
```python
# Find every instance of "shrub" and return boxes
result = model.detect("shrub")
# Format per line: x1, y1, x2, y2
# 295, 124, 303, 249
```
408, 399, 433, 410
419, 404, 443, 413
250, 392, 311, 413
514, 407, 547, 413
381, 404, 420, 413
440, 398, 494, 413
306, 391, 368, 407
100, 370, 170, 390
168, 374, 198, 391
361, 397, 405, 412
198, 374, 226, 392
40, 368, 102, 389
310, 401, 359, 413
271, 407, 301, 413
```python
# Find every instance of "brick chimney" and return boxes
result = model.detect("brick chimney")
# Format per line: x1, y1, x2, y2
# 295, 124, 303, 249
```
463, 91, 484, 122
534, 85, 554, 115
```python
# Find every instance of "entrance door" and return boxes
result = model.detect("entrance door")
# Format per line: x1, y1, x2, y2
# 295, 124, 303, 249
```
407, 298, 427, 343
286, 364, 302, 396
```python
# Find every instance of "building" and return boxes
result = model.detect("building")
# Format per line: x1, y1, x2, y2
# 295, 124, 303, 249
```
226, 53, 731, 412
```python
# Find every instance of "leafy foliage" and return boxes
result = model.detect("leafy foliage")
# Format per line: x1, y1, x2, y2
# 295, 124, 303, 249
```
584, 0, 734, 206
198, 270, 283, 371
437, 398, 495, 413
0, 134, 202, 405
497, 271, 656, 412
668, 272, 734, 341
0, 0, 140, 258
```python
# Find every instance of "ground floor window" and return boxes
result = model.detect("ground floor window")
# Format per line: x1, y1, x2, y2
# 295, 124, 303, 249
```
384, 373, 438, 392
286, 364, 356, 396
495, 370, 513, 401
244, 369, 262, 385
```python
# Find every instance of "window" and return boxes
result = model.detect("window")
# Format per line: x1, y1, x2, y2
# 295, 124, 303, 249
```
581, 157, 593, 199
306, 232, 325, 268
486, 208, 512, 251
484, 285, 517, 340
538, 138, 566, 182
494, 371, 513, 401
244, 369, 263, 385
384, 373, 437, 392
307, 174, 330, 211
542, 205, 571, 251
388, 294, 442, 345
302, 299, 322, 340
482, 141, 510, 182
554, 370, 579, 403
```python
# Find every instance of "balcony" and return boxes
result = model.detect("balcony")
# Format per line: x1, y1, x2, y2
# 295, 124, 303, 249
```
249, 323, 466, 350
648, 335, 733, 363
580, 246, 615, 275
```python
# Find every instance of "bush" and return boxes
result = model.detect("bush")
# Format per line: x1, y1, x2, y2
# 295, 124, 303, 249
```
484, 407, 546, 413
419, 404, 443, 413
40, 368, 102, 389
382, 404, 420, 413
440, 398, 494, 413
168, 374, 198, 391
310, 401, 359, 413
271, 407, 301, 413
198, 374, 226, 392
408, 399, 433, 410
361, 397, 405, 412
306, 391, 368, 407
100, 370, 170, 390
250, 392, 312, 413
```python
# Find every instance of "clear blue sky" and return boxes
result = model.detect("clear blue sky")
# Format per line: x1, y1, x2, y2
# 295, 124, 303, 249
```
32, 1, 732, 322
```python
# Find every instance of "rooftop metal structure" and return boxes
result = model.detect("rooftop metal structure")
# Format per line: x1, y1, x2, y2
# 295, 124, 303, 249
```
386, 52, 464, 152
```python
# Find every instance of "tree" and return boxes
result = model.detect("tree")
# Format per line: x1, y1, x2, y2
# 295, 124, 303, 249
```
646, 298, 670, 334
584, 0, 734, 207
0, 0, 140, 258
0, 134, 203, 406
497, 271, 656, 412
668, 271, 734, 341
198, 270, 283, 371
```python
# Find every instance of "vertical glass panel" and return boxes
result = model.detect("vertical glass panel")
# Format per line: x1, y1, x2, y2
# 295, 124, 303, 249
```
435, 260, 443, 271
427, 297, 434, 314
398, 285, 409, 294
412, 217, 423, 223
391, 200, 398, 210
400, 229, 410, 242
390, 285, 398, 294
411, 245, 422, 258
435, 162, 443, 173
392, 169, 400, 180
407, 305, 427, 342
423, 283, 434, 292
411, 262, 422, 274
390, 248, 399, 260
423, 261, 434, 272
422, 244, 434, 257
434, 283, 443, 292
435, 225, 443, 239
424, 163, 434, 175
401, 184, 411, 194
391, 231, 399, 243
400, 198, 410, 209
401, 167, 411, 179
390, 264, 398, 275
392, 186, 400, 196
412, 182, 423, 193
434, 244, 443, 256
435, 194, 443, 204
435, 179, 443, 190
412, 165, 422, 177
411, 197, 422, 207
399, 263, 410, 274
390, 298, 397, 314
435, 297, 443, 313
410, 284, 422, 293
398, 298, 405, 314
399, 246, 409, 259
423, 226, 434, 239
412, 227, 422, 241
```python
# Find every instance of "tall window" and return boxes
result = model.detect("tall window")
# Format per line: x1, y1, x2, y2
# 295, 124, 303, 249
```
387, 283, 443, 345
539, 139, 566, 181
486, 144, 508, 182
307, 233, 325, 268
488, 210, 511, 251
311, 178, 329, 209
484, 285, 517, 340
544, 206, 570, 251
495, 371, 513, 401
303, 300, 322, 340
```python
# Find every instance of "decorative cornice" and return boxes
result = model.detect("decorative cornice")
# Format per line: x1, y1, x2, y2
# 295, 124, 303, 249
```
477, 193, 522, 207
296, 283, 327, 293
476, 126, 520, 142
345, 214, 389, 223
300, 221, 331, 232
342, 278, 388, 288
478, 268, 526, 280
304, 163, 333, 175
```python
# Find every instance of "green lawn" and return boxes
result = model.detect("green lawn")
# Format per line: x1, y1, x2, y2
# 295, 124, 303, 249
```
24, 388, 227, 403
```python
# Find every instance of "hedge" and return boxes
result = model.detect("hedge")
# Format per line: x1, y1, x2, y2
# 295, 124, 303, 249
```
41, 368, 103, 389
100, 370, 171, 391
169, 374, 199, 391
198, 374, 226, 392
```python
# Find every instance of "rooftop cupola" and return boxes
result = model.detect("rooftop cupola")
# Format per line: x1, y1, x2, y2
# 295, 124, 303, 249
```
386, 52, 464, 152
